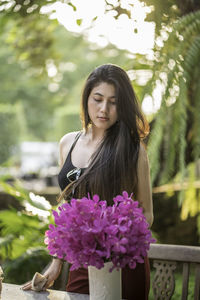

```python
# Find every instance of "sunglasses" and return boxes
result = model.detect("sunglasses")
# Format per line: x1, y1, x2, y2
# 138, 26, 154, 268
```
66, 168, 82, 183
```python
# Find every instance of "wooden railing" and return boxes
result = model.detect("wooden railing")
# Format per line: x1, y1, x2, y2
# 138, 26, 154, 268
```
56, 243, 200, 299
148, 243, 200, 300
1, 244, 200, 300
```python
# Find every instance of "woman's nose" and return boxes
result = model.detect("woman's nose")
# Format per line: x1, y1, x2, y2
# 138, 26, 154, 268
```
100, 100, 108, 113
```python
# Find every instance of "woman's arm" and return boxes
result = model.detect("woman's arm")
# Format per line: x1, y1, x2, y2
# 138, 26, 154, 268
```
59, 131, 79, 168
22, 258, 63, 290
136, 143, 154, 227
22, 133, 77, 291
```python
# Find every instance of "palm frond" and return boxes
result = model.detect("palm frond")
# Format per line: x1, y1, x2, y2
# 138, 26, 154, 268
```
146, 10, 200, 188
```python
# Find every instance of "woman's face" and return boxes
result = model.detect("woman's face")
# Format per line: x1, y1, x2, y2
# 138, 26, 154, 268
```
87, 82, 118, 131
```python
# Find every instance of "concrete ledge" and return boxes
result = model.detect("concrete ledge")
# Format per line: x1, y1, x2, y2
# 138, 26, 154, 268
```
1, 283, 89, 300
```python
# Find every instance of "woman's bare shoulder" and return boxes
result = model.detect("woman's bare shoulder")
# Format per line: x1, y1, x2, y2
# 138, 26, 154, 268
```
59, 131, 79, 147
59, 131, 80, 166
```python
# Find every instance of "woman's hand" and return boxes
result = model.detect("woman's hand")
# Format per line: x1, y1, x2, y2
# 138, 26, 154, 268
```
22, 258, 63, 291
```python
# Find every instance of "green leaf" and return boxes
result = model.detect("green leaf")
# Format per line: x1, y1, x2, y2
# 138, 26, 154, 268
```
76, 19, 82, 26
0, 235, 14, 248
68, 3, 77, 11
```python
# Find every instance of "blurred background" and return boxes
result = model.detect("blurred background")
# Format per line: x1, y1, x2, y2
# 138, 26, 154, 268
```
0, 0, 200, 298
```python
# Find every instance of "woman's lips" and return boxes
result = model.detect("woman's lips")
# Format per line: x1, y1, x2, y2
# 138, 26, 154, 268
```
98, 117, 109, 121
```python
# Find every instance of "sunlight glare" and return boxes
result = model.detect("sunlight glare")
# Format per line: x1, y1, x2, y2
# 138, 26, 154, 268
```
48, 0, 155, 54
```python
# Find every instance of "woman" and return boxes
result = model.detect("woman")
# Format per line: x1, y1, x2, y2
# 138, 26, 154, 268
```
23, 64, 153, 299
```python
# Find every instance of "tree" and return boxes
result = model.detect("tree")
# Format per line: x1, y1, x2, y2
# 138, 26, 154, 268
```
0, 104, 20, 163
143, 0, 200, 32
141, 9, 200, 229
0, 5, 130, 146
0, 1, 59, 72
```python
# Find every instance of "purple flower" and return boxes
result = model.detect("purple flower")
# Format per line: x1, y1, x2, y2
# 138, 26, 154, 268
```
45, 192, 156, 271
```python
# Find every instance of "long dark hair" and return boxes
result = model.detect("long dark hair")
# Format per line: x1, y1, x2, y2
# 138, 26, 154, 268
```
61, 64, 149, 205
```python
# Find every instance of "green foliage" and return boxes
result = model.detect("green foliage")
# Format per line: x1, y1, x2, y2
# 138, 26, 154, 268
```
3, 247, 51, 284
0, 104, 20, 164
146, 10, 200, 189
143, 0, 200, 34
0, 26, 59, 141
0, 1, 59, 72
0, 0, 131, 73
180, 163, 200, 223
0, 12, 130, 144
0, 0, 54, 17
54, 109, 82, 139
0, 178, 54, 283
7, 16, 58, 69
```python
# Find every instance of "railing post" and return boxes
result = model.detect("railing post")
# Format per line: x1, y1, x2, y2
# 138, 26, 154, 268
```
194, 263, 200, 300
181, 263, 190, 300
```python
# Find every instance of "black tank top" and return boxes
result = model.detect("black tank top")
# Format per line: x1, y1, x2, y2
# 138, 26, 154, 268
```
58, 132, 86, 191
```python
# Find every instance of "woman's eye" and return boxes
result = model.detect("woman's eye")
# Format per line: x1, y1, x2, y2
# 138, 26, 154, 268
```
110, 101, 116, 105
94, 98, 101, 102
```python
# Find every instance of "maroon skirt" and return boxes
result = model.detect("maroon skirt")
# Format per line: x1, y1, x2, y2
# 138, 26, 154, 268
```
66, 256, 150, 300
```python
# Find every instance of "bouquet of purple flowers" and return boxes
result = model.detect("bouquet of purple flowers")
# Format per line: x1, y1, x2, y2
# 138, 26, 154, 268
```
45, 191, 155, 271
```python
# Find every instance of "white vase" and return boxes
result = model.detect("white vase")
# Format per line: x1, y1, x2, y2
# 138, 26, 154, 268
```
88, 262, 122, 300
